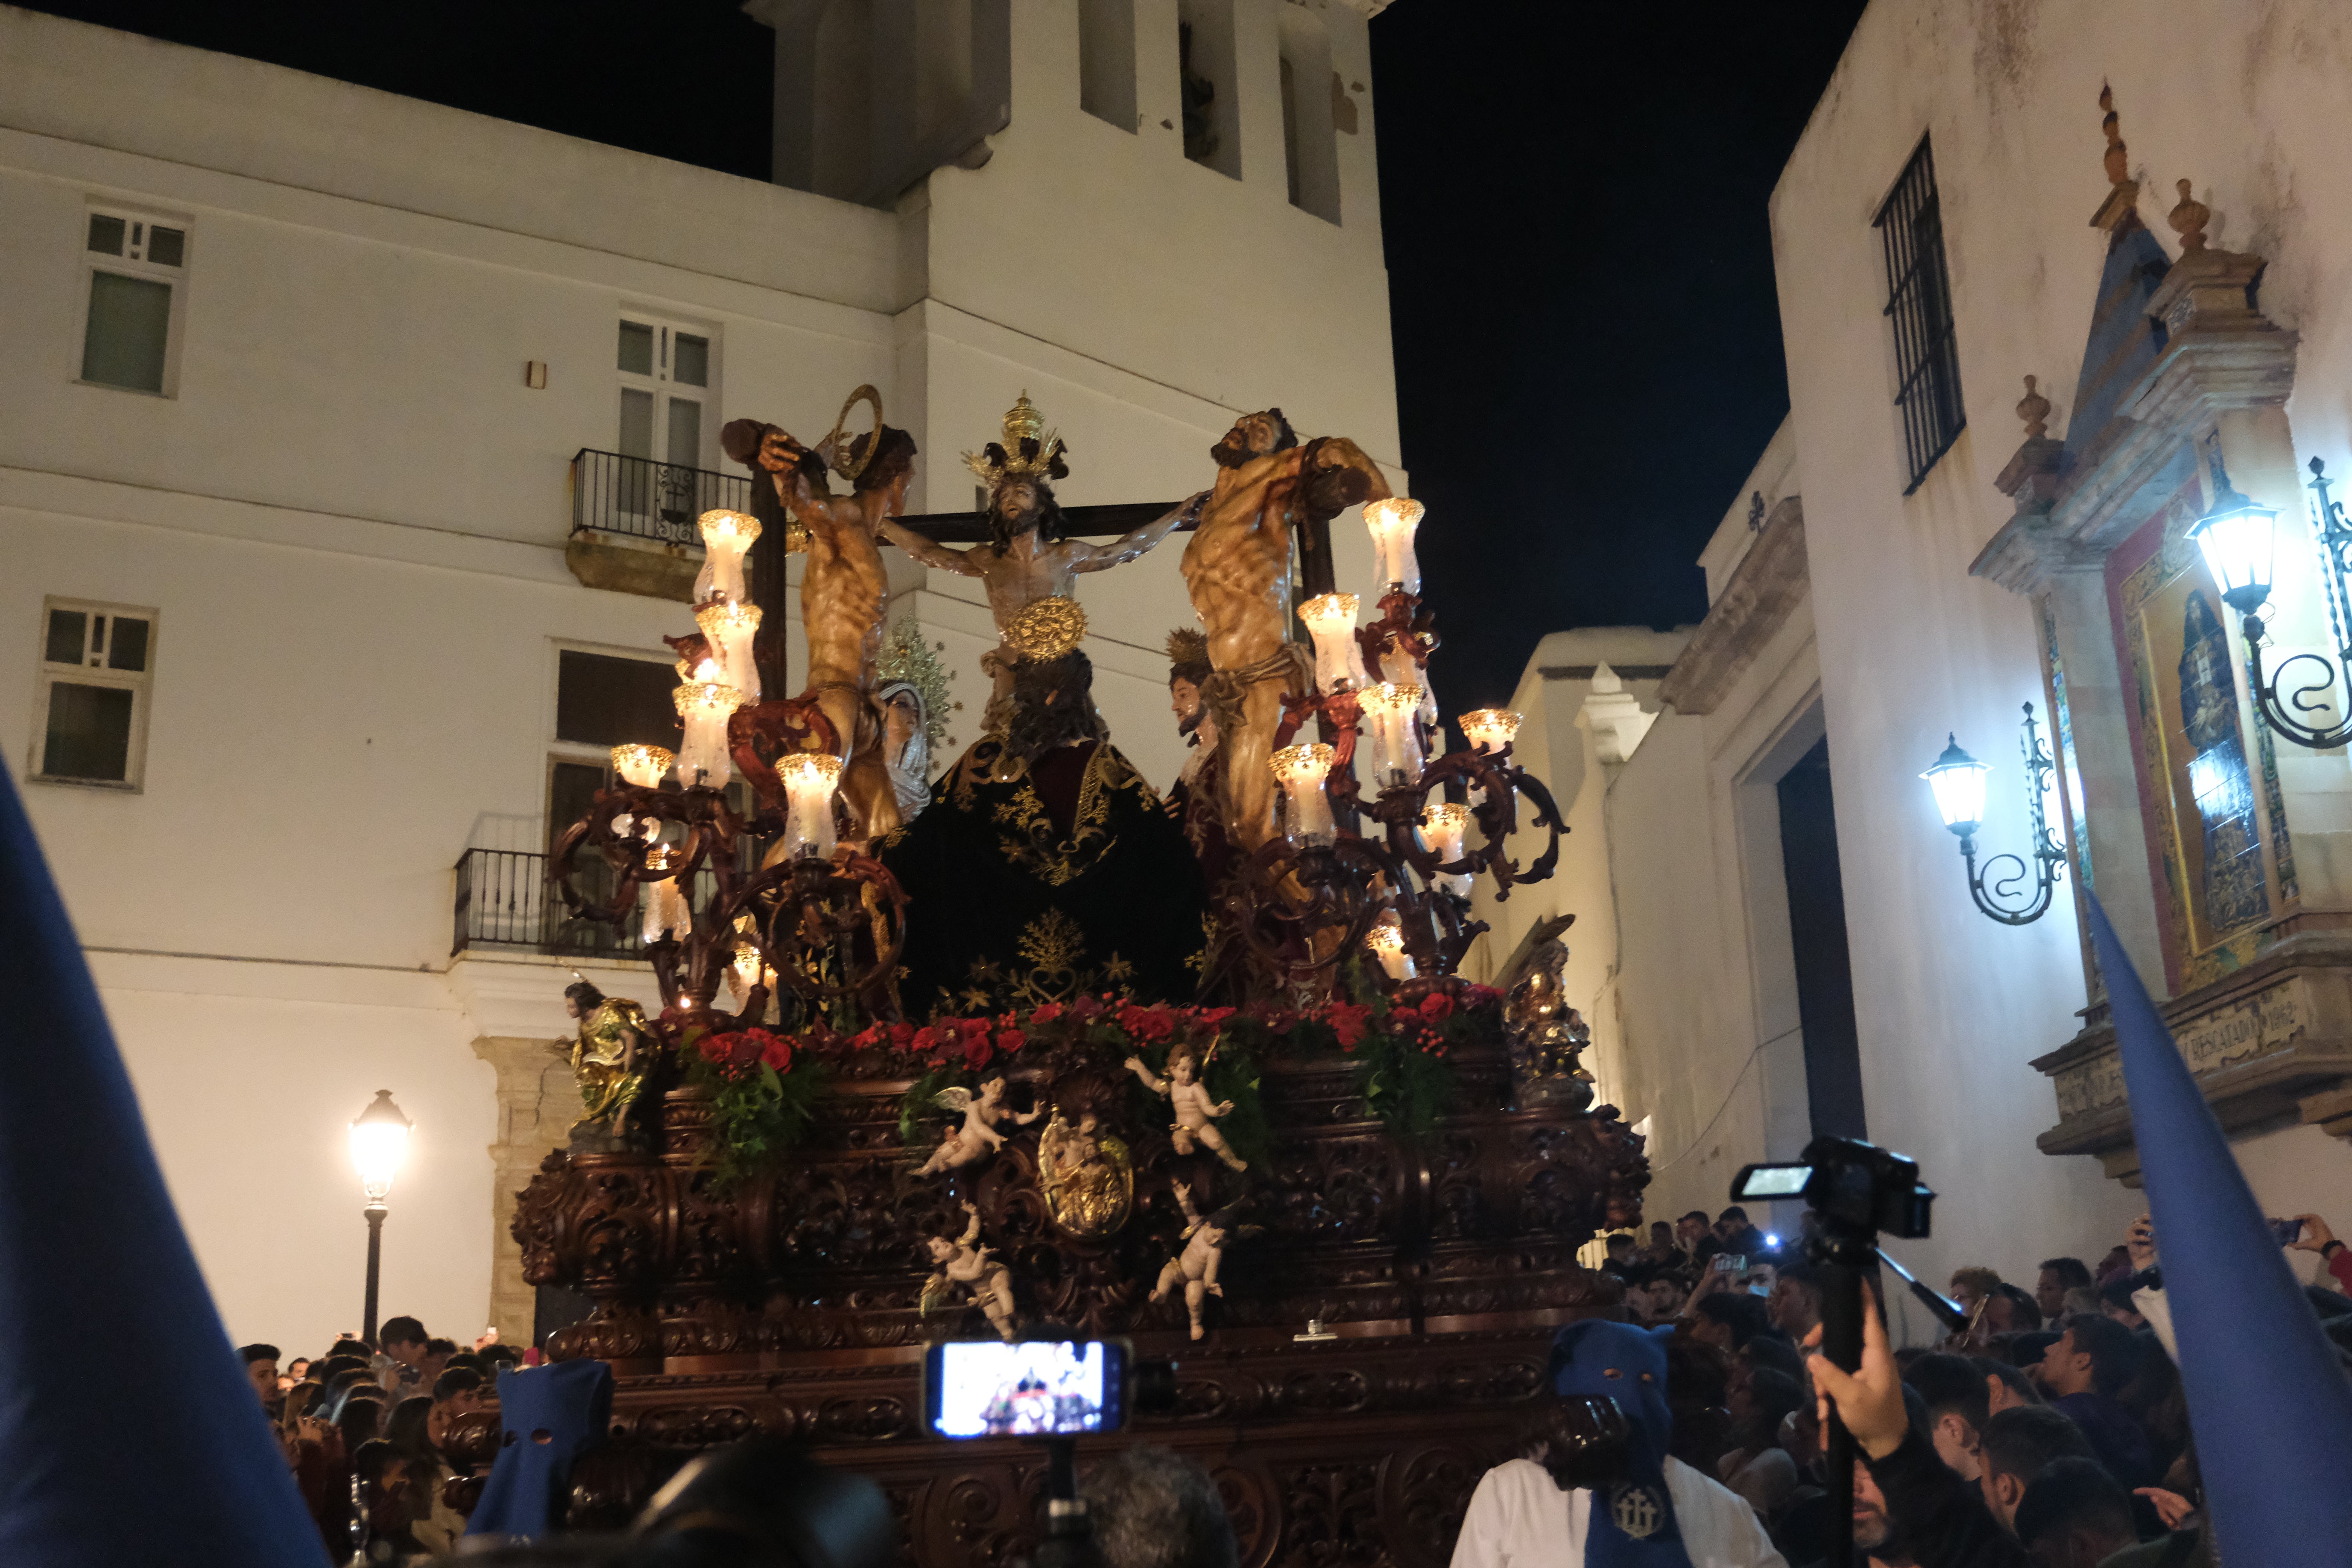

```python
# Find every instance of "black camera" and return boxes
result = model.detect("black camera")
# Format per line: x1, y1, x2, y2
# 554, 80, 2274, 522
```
1731, 1135, 1934, 1240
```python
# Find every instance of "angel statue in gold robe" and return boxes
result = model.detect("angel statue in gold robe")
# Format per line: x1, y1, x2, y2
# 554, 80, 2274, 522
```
559, 979, 651, 1144
922, 1201, 1019, 1342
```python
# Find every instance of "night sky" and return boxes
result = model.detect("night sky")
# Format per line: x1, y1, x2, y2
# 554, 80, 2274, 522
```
29, 0, 1866, 709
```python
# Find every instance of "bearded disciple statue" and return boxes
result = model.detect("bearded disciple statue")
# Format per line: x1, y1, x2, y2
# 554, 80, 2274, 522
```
720, 389, 916, 844
1180, 410, 1392, 850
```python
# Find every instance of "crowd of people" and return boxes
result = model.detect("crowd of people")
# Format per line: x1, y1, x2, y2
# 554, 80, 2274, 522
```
1535, 1204, 2352, 1566
240, 1315, 525, 1556
230, 1205, 2352, 1565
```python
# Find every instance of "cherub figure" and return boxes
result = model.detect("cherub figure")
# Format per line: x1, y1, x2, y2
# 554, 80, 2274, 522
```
1150, 1181, 1248, 1341
921, 1201, 1018, 1342
1124, 1045, 1246, 1171
913, 1073, 1041, 1178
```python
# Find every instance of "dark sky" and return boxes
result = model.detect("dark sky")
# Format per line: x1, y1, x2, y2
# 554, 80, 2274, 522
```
30, 0, 1865, 709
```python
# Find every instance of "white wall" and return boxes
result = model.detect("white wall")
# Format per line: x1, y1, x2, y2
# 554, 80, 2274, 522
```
1768, 0, 2352, 1283
1, 0, 1407, 1347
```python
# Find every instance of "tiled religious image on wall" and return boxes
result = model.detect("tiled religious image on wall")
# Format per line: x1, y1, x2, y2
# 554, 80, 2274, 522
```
2109, 471, 2297, 991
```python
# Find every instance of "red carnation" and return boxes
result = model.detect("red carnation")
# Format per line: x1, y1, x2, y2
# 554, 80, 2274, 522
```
890, 1021, 918, 1051
1326, 1001, 1374, 1050
963, 1035, 995, 1072
1419, 991, 1455, 1024
697, 1032, 731, 1065
1116, 1004, 1176, 1044
724, 1030, 764, 1069
760, 1034, 794, 1073
996, 1028, 1026, 1055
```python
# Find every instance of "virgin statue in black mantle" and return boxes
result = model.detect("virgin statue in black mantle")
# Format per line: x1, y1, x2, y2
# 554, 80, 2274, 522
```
878, 599, 1208, 1015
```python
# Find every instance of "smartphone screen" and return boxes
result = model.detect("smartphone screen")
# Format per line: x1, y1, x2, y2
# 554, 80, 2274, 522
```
924, 1339, 1127, 1438
2273, 1217, 2305, 1246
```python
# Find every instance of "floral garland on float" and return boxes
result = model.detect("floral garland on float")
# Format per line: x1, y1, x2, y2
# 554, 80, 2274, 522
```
658, 973, 1504, 1181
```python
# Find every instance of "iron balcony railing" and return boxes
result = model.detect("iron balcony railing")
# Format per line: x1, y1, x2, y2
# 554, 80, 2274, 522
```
570, 448, 750, 550
452, 847, 719, 962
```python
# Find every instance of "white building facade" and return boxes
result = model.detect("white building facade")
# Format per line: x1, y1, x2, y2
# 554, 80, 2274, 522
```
1498, 0, 2352, 1318
0, 0, 1400, 1351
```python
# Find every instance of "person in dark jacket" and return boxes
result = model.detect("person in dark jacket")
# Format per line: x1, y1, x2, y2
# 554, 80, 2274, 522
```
2034, 1316, 2157, 1488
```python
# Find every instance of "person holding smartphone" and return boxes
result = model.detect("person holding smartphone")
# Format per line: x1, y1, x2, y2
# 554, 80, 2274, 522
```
2285, 1212, 2352, 1297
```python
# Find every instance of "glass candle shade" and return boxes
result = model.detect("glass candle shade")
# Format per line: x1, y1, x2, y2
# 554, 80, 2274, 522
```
1459, 708, 1523, 755
1269, 743, 1338, 847
1299, 593, 1369, 695
1422, 802, 1473, 899
778, 753, 845, 861
694, 509, 762, 606
1366, 921, 1417, 983
673, 680, 746, 791
1364, 498, 1425, 596
640, 846, 691, 945
695, 600, 765, 703
1360, 683, 1425, 787
611, 744, 674, 789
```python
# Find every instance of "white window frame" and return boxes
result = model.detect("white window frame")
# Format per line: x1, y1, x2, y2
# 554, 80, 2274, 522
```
74, 203, 193, 398
615, 313, 720, 472
30, 596, 160, 792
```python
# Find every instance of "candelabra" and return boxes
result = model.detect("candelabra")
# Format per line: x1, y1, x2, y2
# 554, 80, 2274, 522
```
1224, 498, 1563, 986
550, 512, 910, 1031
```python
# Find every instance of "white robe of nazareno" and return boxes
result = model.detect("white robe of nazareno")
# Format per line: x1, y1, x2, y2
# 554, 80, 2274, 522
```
1448, 1457, 1790, 1568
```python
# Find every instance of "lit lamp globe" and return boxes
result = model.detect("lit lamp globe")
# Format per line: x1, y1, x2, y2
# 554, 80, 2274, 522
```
1920, 735, 1989, 839
1458, 709, 1522, 755
694, 509, 762, 606
2186, 484, 2280, 614
1359, 682, 1425, 785
1366, 921, 1416, 983
1364, 498, 1425, 596
779, 753, 845, 861
695, 600, 765, 702
1422, 802, 1473, 899
349, 1090, 413, 1204
1298, 593, 1366, 694
1269, 743, 1338, 847
610, 744, 674, 790
674, 680, 746, 791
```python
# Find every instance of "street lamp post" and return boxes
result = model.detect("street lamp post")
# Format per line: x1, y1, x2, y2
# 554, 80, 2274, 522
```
348, 1090, 412, 1346
1921, 706, 2068, 926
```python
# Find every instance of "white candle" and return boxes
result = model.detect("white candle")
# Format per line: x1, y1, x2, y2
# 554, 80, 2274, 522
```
779, 753, 844, 861
1298, 593, 1368, 695
694, 509, 761, 606
1364, 498, 1424, 597
1269, 743, 1338, 847
1422, 802, 1472, 899
673, 680, 745, 791
1366, 921, 1416, 982
695, 600, 764, 704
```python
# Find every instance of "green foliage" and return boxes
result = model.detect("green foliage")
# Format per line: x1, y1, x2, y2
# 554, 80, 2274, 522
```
685, 1051, 830, 1187
1351, 1033, 1456, 1142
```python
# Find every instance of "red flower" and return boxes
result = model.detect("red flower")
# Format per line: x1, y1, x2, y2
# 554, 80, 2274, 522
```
697, 1031, 731, 1065
1116, 1004, 1176, 1043
996, 1028, 1027, 1055
723, 1031, 764, 1069
1193, 1007, 1236, 1032
963, 1035, 995, 1071
1419, 991, 1456, 1024
889, 1021, 918, 1051
1326, 1001, 1374, 1050
1031, 1001, 1065, 1025
1070, 994, 1106, 1022
1462, 983, 1502, 1008
759, 1034, 794, 1073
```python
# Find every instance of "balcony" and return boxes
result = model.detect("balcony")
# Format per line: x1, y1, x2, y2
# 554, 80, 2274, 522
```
564, 449, 750, 603
452, 847, 717, 962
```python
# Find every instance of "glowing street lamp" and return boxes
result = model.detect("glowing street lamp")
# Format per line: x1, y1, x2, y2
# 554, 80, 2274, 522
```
1920, 710, 2065, 925
349, 1090, 412, 1344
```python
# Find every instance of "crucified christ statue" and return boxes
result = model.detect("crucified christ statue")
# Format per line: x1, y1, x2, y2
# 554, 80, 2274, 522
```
720, 398, 916, 844
1180, 409, 1391, 851
877, 394, 1206, 729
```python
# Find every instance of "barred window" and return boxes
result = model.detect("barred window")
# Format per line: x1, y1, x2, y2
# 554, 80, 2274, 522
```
1875, 137, 1964, 493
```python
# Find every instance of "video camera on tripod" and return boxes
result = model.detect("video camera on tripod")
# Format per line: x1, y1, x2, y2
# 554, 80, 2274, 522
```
1730, 1136, 1937, 1568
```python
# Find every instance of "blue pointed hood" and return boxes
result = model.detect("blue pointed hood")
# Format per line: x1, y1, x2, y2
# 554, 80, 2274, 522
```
0, 765, 325, 1565
2086, 894, 2352, 1556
